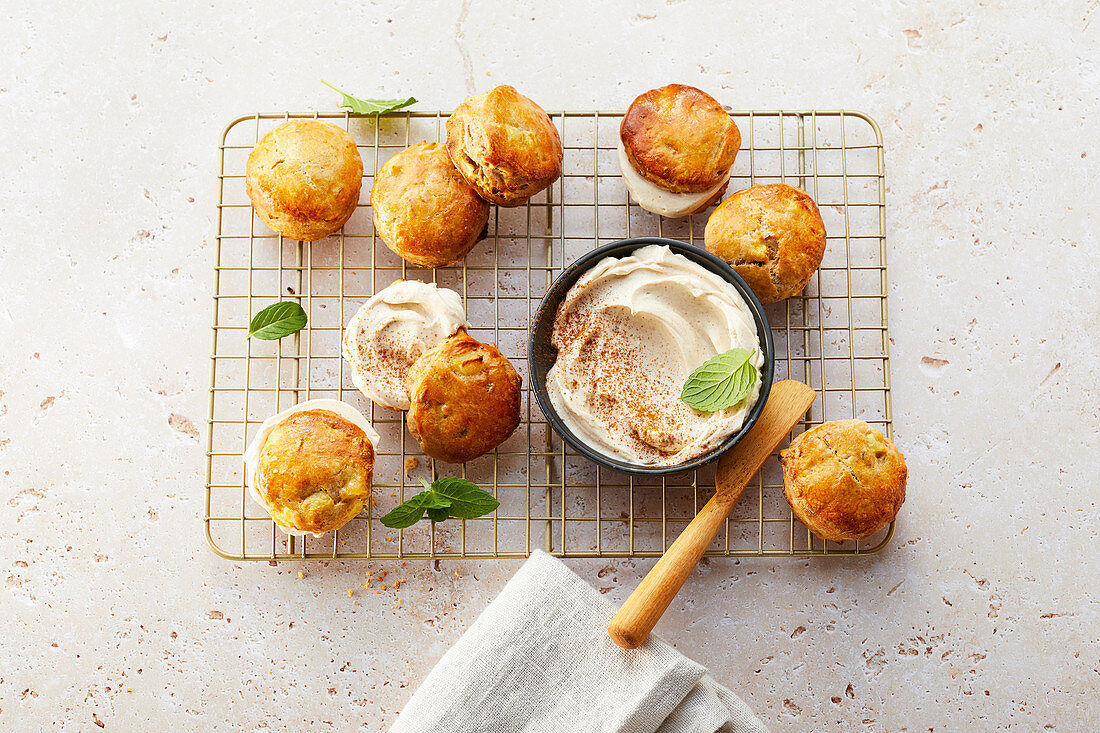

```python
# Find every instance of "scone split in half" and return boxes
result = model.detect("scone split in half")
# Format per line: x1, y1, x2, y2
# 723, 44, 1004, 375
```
342, 280, 469, 411
244, 399, 379, 536
619, 84, 741, 217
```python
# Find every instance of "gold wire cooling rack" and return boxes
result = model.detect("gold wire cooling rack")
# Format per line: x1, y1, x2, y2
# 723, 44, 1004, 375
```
205, 108, 892, 561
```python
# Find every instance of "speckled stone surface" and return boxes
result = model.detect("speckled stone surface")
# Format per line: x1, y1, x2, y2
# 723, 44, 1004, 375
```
2, 2, 1098, 730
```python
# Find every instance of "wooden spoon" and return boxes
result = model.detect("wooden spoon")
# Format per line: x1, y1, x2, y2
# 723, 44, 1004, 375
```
608, 379, 817, 650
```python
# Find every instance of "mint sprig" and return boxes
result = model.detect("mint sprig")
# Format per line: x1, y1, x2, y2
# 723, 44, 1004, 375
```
321, 80, 417, 115
681, 348, 758, 413
380, 477, 499, 529
244, 301, 307, 341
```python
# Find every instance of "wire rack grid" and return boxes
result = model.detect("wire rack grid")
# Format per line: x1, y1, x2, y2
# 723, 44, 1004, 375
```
205, 107, 892, 561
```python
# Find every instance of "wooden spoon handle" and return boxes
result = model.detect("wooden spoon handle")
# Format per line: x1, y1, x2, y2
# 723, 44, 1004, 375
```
607, 491, 736, 650
608, 380, 816, 650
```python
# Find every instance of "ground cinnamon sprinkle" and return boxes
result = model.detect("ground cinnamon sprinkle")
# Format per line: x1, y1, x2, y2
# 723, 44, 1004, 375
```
359, 336, 417, 399
554, 305, 686, 463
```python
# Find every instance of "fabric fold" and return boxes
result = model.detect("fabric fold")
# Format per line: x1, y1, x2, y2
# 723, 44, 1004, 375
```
392, 550, 767, 733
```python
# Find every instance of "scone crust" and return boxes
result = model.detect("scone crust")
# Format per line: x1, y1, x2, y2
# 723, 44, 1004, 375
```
407, 329, 522, 463
256, 409, 374, 534
445, 85, 563, 207
371, 143, 490, 268
620, 84, 741, 193
780, 419, 907, 541
246, 120, 363, 241
704, 183, 827, 304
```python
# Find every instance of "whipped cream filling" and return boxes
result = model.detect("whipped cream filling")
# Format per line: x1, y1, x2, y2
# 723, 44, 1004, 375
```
243, 399, 380, 537
546, 245, 763, 467
342, 280, 468, 410
617, 139, 728, 218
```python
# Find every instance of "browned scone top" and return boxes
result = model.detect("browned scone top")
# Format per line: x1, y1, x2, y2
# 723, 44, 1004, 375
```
620, 84, 741, 193
780, 419, 907, 542
406, 328, 522, 463
445, 85, 563, 207
256, 409, 375, 534
371, 142, 491, 268
246, 120, 363, 241
704, 183, 827, 304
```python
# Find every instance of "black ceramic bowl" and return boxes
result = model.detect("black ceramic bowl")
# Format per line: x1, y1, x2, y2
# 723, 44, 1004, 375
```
529, 237, 775, 476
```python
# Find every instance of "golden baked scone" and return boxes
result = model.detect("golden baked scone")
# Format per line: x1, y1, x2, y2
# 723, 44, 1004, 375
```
255, 409, 375, 534
445, 85, 563, 207
780, 420, 907, 541
246, 120, 363, 241
406, 328, 522, 463
704, 183, 827, 304
620, 84, 741, 194
371, 142, 490, 268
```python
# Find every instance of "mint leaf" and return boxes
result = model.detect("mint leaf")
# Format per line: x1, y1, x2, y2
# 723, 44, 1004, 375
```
245, 301, 307, 341
379, 478, 497, 528
415, 490, 451, 508
416, 483, 452, 511
429, 478, 500, 519
426, 508, 450, 523
380, 493, 429, 529
322, 80, 416, 115
681, 348, 758, 413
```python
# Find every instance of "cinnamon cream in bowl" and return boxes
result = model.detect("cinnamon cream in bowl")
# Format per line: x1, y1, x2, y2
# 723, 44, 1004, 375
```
530, 239, 774, 475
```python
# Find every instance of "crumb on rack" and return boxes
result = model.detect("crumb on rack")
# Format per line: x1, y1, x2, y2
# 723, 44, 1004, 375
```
347, 589, 354, 597
297, 571, 304, 580
404, 456, 419, 477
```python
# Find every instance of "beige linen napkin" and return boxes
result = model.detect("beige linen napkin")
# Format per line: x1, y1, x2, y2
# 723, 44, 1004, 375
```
391, 550, 767, 733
